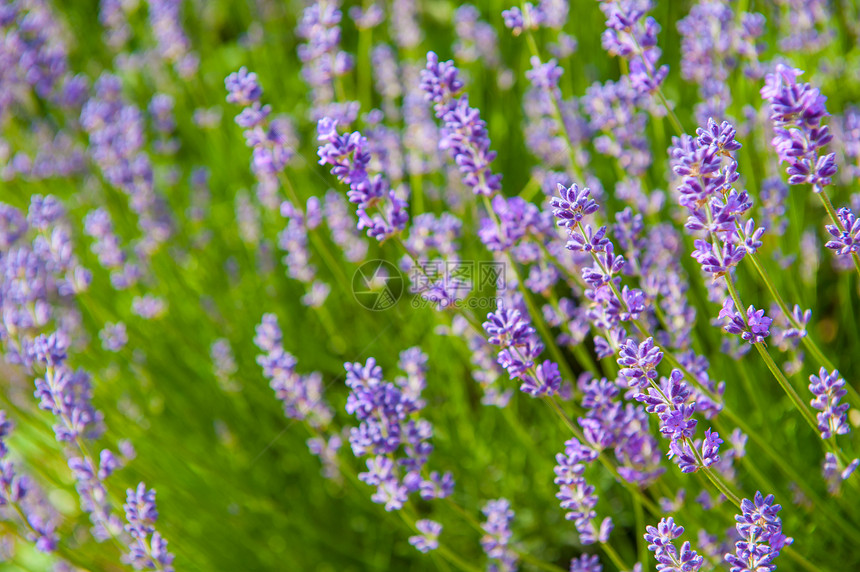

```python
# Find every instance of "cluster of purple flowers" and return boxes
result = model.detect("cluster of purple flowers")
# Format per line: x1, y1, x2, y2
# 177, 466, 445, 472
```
725, 492, 792, 572
408, 519, 442, 553
296, 0, 358, 124
676, 1, 765, 124
554, 437, 613, 545
825, 207, 860, 257
576, 374, 665, 484
671, 120, 752, 272
0, 198, 90, 367
147, 0, 198, 78
317, 118, 408, 241
123, 482, 174, 571
501, 1, 567, 36
550, 183, 647, 353
644, 517, 704, 571
225, 67, 297, 199
761, 65, 837, 193
0, 0, 86, 116
31, 332, 124, 540
0, 195, 175, 563
808, 368, 851, 440
718, 299, 772, 345
598, 0, 668, 96
453, 5, 501, 67
480, 498, 518, 571
0, 410, 58, 551
822, 453, 860, 495
420, 52, 502, 197
80, 74, 173, 259
253, 314, 333, 428
482, 304, 561, 397
343, 351, 454, 511
670, 119, 776, 343
280, 198, 331, 307
633, 367, 724, 473
83, 207, 142, 290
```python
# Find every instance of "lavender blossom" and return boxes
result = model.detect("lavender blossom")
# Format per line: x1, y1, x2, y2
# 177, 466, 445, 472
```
644, 517, 704, 571
99, 322, 128, 352
761, 65, 836, 193
808, 368, 850, 440
598, 0, 668, 95
617, 337, 663, 389
147, 0, 198, 77
554, 438, 612, 545
718, 300, 771, 344
480, 498, 518, 571
724, 492, 792, 572
296, 0, 358, 123
408, 519, 441, 553
483, 305, 560, 396
344, 355, 453, 511
420, 52, 502, 197
317, 119, 408, 241
254, 314, 333, 428
569, 554, 602, 572
0, 411, 58, 552
822, 453, 859, 495
123, 483, 175, 571
825, 207, 860, 256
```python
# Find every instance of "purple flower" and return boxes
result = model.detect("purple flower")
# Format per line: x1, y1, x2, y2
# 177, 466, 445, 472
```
421, 52, 502, 197
317, 119, 408, 241
0, 410, 59, 552
99, 322, 128, 352
825, 207, 860, 256
617, 337, 663, 388
550, 183, 599, 229
526, 57, 563, 90
483, 307, 535, 347
343, 355, 452, 511
570, 553, 602, 572
761, 65, 836, 193
724, 492, 792, 572
131, 295, 167, 320
808, 368, 850, 440
822, 453, 859, 495
408, 519, 442, 553
599, 0, 668, 95
123, 483, 175, 571
719, 300, 771, 344
520, 359, 561, 397
480, 498, 518, 570
554, 438, 612, 545
645, 517, 704, 571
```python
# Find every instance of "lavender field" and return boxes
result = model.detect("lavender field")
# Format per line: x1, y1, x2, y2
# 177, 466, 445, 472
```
2, 0, 860, 570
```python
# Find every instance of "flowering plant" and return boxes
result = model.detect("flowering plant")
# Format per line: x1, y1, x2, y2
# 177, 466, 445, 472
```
1, 0, 860, 570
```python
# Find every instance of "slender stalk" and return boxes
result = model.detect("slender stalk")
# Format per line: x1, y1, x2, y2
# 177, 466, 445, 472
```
753, 343, 819, 434
523, 31, 586, 182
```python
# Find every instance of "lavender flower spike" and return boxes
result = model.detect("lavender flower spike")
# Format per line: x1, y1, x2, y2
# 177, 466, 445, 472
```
408, 519, 442, 553
420, 52, 502, 197
724, 492, 792, 572
123, 483, 174, 571
644, 517, 704, 571
808, 368, 850, 440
